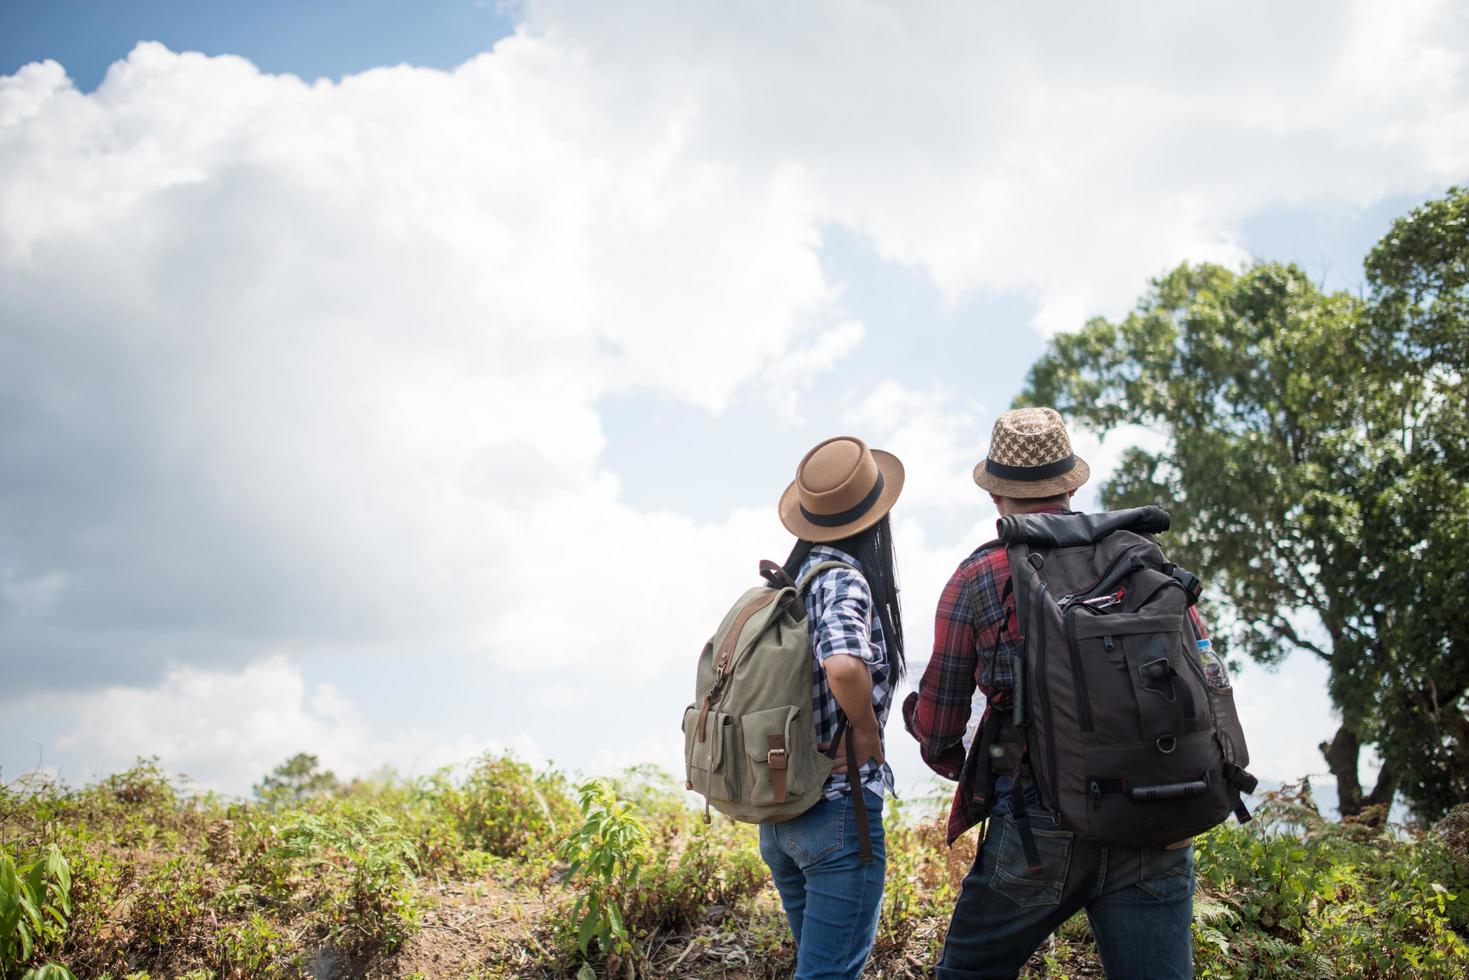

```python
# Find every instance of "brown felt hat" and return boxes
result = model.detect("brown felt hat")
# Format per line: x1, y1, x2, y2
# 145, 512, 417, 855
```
973, 407, 1090, 498
779, 436, 905, 543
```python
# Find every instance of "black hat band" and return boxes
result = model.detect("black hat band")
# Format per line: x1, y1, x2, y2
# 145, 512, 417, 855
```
799, 472, 885, 528
985, 454, 1077, 481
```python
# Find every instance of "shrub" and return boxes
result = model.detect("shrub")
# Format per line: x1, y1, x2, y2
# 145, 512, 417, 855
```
215, 911, 289, 978
452, 754, 578, 859
0, 845, 75, 980
271, 805, 423, 952
1192, 784, 1469, 978
875, 797, 963, 962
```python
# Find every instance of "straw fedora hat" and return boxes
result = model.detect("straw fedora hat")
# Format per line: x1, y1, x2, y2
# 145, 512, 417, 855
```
780, 436, 905, 543
972, 407, 1090, 498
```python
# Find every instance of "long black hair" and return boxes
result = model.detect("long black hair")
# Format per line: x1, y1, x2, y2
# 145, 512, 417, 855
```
782, 512, 906, 679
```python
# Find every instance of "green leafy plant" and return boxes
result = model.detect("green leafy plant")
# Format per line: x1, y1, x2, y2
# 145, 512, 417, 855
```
216, 910, 287, 977
273, 805, 424, 951
453, 753, 578, 859
0, 846, 75, 980
557, 779, 649, 975
1191, 786, 1468, 978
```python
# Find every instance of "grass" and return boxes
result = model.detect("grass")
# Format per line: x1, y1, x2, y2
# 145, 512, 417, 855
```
1, 757, 1466, 979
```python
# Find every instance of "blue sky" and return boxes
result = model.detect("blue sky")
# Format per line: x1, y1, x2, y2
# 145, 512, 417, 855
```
1, 1, 517, 91
2, 0, 1463, 813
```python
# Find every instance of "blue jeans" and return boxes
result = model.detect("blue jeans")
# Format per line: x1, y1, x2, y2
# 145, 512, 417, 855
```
937, 808, 1194, 979
759, 790, 887, 980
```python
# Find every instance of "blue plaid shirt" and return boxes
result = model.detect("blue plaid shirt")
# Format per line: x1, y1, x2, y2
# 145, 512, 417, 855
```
798, 545, 896, 800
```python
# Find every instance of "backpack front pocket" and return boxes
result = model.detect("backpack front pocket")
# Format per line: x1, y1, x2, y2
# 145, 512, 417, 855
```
1070, 610, 1200, 744
741, 705, 802, 805
683, 706, 740, 802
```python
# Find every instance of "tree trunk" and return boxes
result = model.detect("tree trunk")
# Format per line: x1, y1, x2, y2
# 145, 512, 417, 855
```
1320, 723, 1365, 816
1365, 759, 1396, 810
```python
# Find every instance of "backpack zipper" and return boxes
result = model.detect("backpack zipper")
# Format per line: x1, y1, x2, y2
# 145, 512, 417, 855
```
1057, 550, 1146, 610
1063, 605, 1095, 733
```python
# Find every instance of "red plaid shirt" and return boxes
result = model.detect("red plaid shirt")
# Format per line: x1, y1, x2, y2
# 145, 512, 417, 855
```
903, 508, 1210, 844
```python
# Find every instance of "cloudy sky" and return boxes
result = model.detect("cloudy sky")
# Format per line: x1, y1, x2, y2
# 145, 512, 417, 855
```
3, 0, 1466, 808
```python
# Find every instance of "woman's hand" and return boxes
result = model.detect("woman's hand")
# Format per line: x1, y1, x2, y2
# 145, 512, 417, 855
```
828, 723, 884, 774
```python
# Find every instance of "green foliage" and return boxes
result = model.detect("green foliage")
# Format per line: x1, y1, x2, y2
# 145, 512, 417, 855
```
253, 753, 341, 809
1192, 785, 1469, 978
1020, 187, 1469, 818
1021, 260, 1369, 674
874, 797, 962, 962
215, 912, 288, 977
451, 753, 578, 859
272, 804, 423, 951
18, 967, 76, 980
625, 809, 766, 938
0, 846, 74, 980
556, 779, 649, 970
8, 754, 1469, 978
1357, 187, 1469, 818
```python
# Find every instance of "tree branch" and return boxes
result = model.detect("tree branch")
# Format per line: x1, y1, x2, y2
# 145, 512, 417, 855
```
1271, 614, 1330, 661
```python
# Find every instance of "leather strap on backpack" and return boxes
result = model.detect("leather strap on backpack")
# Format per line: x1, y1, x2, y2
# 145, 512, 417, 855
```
828, 714, 876, 864
767, 733, 789, 803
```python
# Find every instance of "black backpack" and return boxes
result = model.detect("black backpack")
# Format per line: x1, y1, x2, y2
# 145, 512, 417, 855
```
972, 507, 1257, 865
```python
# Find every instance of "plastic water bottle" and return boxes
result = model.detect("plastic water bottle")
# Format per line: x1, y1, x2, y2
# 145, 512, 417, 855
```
1196, 638, 1229, 689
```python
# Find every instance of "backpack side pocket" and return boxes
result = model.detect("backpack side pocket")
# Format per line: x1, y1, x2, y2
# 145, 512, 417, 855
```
683, 706, 740, 802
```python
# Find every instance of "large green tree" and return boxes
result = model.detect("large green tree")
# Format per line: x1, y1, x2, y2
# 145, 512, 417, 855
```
1019, 187, 1469, 819
1358, 187, 1469, 817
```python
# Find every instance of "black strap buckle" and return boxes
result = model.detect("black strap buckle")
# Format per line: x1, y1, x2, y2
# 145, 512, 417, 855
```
1008, 769, 1044, 874
1165, 563, 1202, 605
1223, 762, 1258, 824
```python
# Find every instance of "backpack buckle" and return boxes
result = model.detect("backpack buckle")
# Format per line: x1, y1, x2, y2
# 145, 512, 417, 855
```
767, 747, 788, 769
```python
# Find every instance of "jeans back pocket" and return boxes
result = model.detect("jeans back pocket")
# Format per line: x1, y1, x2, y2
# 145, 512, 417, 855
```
991, 817, 1072, 908
779, 795, 847, 865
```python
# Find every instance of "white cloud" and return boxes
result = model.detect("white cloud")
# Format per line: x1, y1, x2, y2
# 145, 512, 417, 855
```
3, 0, 1465, 789
0, 39, 844, 689
766, 320, 866, 420
44, 655, 536, 794
848, 381, 988, 511
519, 0, 1469, 331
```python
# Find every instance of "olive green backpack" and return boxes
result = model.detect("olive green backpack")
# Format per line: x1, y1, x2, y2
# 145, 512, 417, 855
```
682, 559, 853, 825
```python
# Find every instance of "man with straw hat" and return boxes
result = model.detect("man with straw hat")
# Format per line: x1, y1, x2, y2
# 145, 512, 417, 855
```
904, 407, 1201, 979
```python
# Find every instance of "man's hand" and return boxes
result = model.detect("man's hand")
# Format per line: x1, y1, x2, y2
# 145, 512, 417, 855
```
827, 723, 884, 774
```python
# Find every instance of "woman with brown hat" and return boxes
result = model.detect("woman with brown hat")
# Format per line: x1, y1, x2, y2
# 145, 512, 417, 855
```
763, 435, 907, 979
